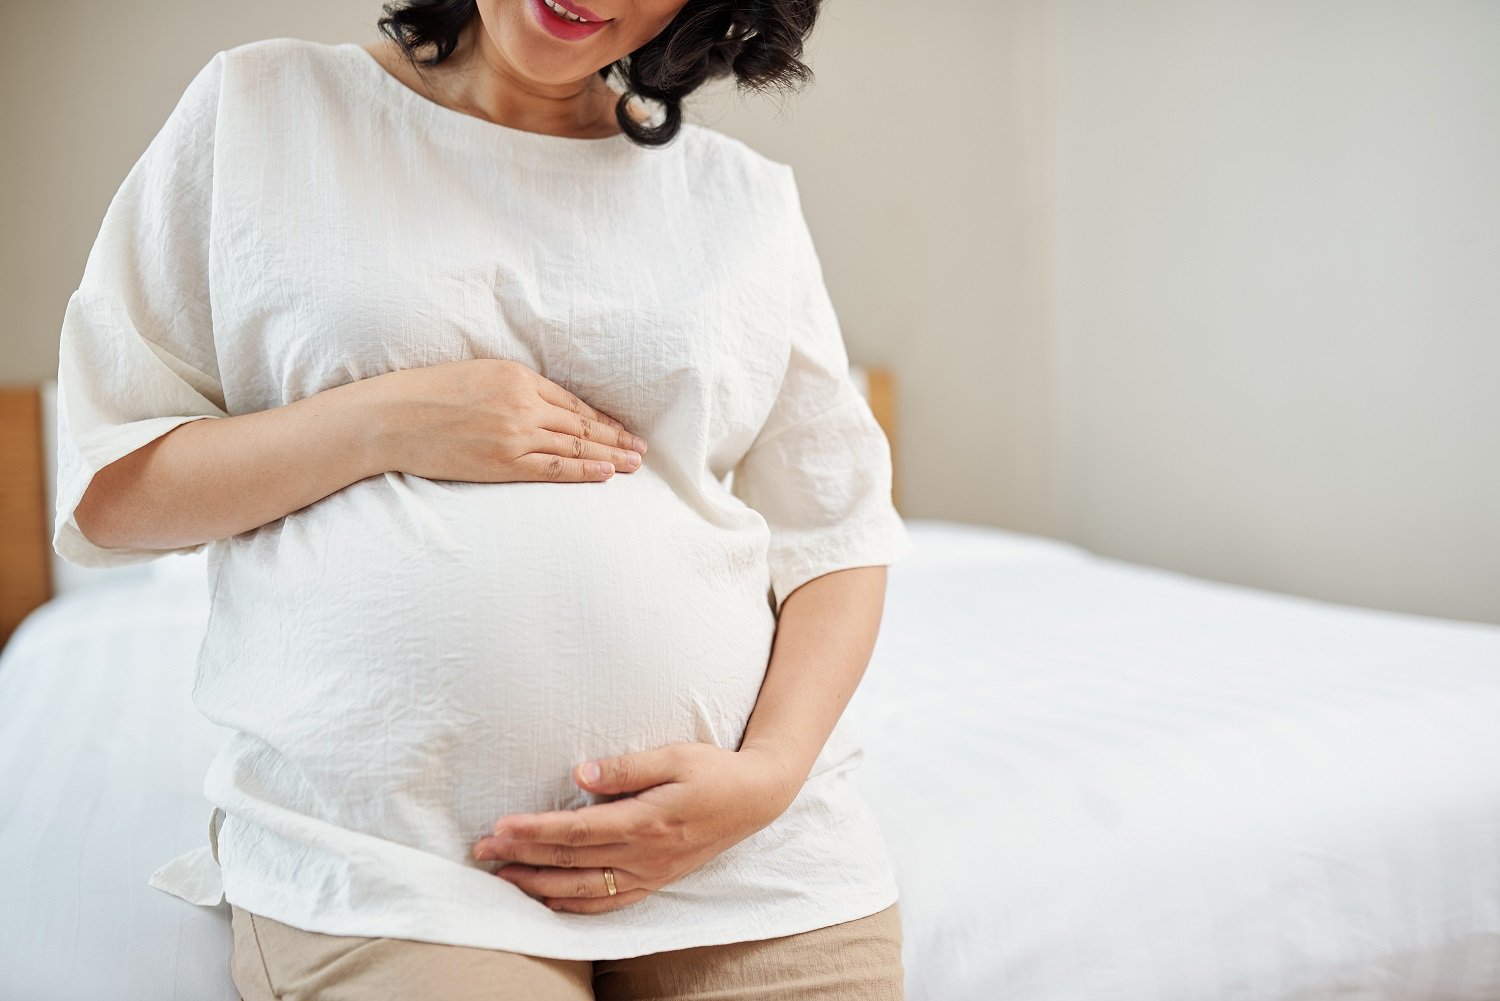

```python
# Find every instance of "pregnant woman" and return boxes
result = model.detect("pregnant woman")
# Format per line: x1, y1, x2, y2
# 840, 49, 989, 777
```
54, 0, 912, 998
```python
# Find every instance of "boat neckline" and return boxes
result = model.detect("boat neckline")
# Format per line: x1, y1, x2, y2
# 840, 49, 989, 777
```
337, 40, 669, 153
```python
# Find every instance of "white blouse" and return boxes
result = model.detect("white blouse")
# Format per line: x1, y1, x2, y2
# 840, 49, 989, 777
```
53, 37, 912, 960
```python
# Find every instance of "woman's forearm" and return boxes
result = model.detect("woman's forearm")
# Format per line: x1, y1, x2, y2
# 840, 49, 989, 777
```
72, 359, 645, 553
739, 565, 889, 795
72, 376, 392, 552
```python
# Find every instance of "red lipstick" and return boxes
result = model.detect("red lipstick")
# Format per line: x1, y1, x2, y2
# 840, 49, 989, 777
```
528, 0, 610, 41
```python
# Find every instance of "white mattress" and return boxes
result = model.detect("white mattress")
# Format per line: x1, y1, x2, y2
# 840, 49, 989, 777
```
2, 519, 1499, 1000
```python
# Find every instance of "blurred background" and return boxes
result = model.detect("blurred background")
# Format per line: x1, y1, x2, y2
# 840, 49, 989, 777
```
2, 0, 1496, 624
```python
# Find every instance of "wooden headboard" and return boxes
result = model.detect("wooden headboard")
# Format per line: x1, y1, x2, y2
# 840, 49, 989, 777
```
863, 367, 901, 514
0, 386, 52, 648
0, 369, 900, 649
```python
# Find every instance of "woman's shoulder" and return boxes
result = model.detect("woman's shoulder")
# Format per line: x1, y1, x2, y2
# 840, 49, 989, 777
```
215, 35, 349, 74
194, 37, 361, 110
673, 122, 799, 215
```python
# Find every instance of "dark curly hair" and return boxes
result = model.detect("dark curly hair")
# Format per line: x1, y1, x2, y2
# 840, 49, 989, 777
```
375, 0, 822, 147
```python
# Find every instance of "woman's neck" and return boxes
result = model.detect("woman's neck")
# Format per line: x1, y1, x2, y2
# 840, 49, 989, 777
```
367, 19, 632, 139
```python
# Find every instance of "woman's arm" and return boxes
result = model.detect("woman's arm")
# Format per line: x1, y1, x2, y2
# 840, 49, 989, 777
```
739, 563, 888, 792
73, 376, 388, 551
473, 563, 888, 914
73, 360, 647, 552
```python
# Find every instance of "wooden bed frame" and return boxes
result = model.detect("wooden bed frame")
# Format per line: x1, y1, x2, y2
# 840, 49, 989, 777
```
0, 369, 900, 649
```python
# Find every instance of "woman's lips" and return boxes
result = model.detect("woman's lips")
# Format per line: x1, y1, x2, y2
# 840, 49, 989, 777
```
529, 0, 610, 40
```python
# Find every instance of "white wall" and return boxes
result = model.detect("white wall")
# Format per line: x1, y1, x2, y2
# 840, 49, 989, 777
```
1051, 0, 1500, 624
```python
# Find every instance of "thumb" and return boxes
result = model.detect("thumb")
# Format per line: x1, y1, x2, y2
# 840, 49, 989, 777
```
575, 746, 682, 795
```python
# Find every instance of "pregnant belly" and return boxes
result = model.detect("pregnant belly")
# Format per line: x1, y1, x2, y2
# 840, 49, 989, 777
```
197, 466, 777, 857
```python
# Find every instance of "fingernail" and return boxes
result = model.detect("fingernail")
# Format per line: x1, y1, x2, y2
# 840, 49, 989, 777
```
581, 761, 601, 785
632, 437, 647, 453
610, 419, 624, 430
473, 846, 494, 862
497, 866, 522, 881
624, 452, 640, 468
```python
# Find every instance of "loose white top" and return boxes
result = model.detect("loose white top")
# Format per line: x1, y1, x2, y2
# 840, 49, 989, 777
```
53, 38, 913, 959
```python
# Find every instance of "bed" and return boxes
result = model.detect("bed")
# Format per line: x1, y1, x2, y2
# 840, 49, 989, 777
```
2, 374, 1499, 1000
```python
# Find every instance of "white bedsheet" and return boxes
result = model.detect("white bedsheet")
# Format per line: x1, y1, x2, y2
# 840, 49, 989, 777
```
853, 521, 1500, 1000
2, 519, 1499, 1000
0, 559, 235, 1001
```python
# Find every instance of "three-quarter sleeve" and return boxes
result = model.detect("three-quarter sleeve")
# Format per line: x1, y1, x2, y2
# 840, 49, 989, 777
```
53, 52, 230, 569
731, 168, 914, 615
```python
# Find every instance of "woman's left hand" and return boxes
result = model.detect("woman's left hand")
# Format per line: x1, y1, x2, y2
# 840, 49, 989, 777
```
471, 743, 801, 914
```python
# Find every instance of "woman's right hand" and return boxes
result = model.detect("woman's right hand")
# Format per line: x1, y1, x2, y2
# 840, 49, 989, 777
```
372, 359, 647, 484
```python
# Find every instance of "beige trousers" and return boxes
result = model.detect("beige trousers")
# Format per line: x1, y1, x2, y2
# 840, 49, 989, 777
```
230, 903, 904, 1001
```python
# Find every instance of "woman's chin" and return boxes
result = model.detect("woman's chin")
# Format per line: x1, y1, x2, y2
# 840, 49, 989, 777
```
502, 45, 610, 91
495, 10, 617, 85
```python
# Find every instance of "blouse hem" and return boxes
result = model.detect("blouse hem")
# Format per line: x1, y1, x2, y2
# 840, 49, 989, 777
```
219, 872, 900, 962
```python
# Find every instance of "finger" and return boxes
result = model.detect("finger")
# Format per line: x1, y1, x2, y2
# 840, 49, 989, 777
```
513, 453, 616, 483
530, 378, 622, 429
531, 428, 643, 473
533, 383, 645, 451
474, 838, 627, 869
536, 399, 648, 456
497, 865, 646, 899
594, 410, 631, 433
575, 745, 684, 796
490, 798, 653, 845
545, 888, 653, 914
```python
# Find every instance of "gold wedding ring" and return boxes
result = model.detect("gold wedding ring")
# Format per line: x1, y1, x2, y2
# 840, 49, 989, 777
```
602, 867, 618, 896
